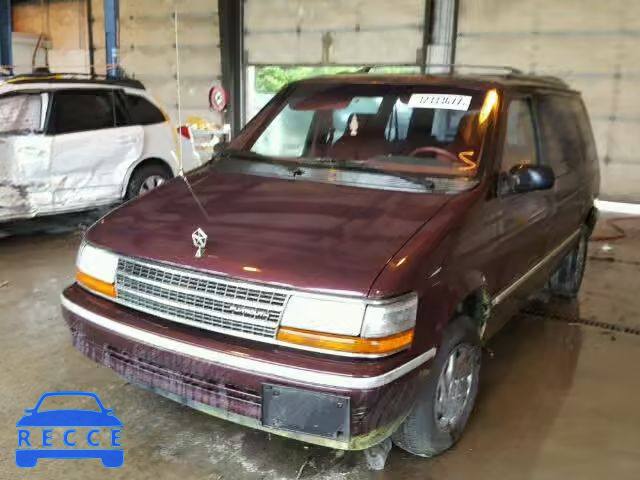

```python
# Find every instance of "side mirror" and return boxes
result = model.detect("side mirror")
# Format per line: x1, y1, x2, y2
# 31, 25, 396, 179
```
508, 164, 555, 194
24, 409, 33, 414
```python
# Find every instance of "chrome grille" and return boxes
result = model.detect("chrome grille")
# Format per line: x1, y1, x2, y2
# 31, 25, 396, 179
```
115, 257, 289, 339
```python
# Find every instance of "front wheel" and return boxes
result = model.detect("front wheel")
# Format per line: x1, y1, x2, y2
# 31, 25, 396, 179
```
392, 316, 481, 457
548, 229, 588, 298
125, 163, 173, 200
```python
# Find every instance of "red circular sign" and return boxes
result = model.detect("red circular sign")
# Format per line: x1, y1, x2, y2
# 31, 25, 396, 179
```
209, 86, 228, 112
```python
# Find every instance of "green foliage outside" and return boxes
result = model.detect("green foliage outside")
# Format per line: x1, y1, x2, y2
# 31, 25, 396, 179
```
254, 65, 420, 93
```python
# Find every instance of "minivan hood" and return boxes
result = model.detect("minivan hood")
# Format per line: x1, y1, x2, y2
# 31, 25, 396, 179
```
87, 171, 450, 296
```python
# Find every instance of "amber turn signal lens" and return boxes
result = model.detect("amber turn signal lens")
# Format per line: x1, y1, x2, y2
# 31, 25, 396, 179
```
276, 327, 414, 355
76, 270, 116, 298
479, 88, 499, 124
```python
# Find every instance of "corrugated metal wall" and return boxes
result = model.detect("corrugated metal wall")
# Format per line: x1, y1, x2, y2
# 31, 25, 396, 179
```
245, 0, 427, 65
456, 0, 640, 202
92, 0, 222, 125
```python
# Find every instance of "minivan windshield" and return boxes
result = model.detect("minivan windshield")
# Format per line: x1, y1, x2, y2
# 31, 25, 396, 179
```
218, 83, 496, 193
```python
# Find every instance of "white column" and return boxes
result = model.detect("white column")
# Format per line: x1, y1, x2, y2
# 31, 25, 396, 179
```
426, 0, 457, 73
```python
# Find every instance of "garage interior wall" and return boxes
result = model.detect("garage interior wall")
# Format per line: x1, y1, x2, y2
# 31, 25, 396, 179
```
92, 0, 223, 126
245, 0, 428, 65
456, 0, 640, 203
11, 0, 223, 126
12, 0, 90, 73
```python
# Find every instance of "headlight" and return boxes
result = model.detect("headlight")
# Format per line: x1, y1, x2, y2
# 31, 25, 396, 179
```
280, 296, 366, 336
75, 241, 119, 297
277, 293, 417, 356
361, 293, 418, 337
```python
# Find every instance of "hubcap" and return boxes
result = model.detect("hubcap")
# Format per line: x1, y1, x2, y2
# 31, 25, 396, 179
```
138, 175, 166, 195
434, 343, 480, 432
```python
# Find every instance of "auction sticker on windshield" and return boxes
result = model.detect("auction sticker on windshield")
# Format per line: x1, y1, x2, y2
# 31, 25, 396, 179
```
408, 93, 472, 110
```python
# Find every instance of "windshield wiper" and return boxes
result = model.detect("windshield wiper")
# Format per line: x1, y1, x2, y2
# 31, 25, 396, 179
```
216, 151, 436, 190
296, 158, 436, 191
216, 149, 268, 162
215, 149, 304, 178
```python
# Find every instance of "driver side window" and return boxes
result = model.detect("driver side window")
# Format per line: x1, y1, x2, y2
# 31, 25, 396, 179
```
501, 99, 538, 173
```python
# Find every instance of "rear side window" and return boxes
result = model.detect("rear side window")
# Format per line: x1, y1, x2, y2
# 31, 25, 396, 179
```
125, 94, 165, 125
500, 99, 538, 173
537, 94, 584, 176
0, 93, 43, 134
49, 90, 116, 134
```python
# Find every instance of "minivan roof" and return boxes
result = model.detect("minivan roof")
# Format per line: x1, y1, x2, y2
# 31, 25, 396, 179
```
0, 73, 145, 90
294, 72, 577, 94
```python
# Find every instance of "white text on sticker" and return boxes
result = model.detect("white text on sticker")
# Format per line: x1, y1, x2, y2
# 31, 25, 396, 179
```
408, 94, 472, 111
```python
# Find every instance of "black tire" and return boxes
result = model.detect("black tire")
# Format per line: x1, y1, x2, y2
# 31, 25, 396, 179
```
392, 316, 481, 457
548, 228, 588, 298
125, 163, 173, 200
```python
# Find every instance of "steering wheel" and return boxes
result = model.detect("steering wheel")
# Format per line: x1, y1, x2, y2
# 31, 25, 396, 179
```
408, 146, 459, 163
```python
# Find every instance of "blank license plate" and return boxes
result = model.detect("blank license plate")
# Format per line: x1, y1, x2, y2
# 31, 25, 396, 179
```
261, 384, 350, 440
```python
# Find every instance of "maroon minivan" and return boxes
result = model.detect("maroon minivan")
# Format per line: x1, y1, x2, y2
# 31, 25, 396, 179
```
62, 73, 599, 458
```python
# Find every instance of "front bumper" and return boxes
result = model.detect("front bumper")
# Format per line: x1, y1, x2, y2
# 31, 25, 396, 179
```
61, 285, 435, 450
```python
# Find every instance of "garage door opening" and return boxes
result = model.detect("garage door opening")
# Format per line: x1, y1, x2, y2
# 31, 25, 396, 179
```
245, 65, 420, 123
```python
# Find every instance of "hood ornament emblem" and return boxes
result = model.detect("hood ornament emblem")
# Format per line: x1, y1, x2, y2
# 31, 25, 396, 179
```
192, 228, 208, 258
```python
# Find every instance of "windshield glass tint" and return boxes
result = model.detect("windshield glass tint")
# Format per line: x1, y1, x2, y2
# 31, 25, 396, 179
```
248, 84, 491, 179
0, 94, 43, 134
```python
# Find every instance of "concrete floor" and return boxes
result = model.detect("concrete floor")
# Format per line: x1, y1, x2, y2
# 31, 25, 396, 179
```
1, 216, 639, 479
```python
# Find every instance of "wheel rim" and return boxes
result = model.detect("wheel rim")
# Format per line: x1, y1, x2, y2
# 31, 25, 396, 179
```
138, 175, 166, 195
434, 343, 480, 432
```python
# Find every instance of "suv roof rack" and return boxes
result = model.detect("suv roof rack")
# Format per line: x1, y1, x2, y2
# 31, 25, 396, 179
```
524, 74, 569, 87
357, 64, 524, 75
1, 72, 145, 90
425, 64, 525, 75
356, 64, 568, 87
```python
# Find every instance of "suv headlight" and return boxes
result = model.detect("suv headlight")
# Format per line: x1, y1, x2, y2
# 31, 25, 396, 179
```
75, 241, 119, 298
278, 292, 417, 356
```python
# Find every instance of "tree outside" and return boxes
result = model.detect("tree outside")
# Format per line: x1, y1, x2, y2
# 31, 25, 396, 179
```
254, 65, 420, 93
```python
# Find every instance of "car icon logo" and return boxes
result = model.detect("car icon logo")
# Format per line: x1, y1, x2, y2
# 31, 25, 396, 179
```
15, 391, 123, 468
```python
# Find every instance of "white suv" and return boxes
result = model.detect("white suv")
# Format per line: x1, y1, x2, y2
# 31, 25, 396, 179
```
0, 73, 202, 223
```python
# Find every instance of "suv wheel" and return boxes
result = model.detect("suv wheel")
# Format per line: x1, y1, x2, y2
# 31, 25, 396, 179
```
392, 316, 481, 457
548, 229, 588, 298
126, 164, 173, 200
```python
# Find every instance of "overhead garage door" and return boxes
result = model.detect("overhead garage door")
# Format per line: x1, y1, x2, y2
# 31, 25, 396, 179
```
245, 0, 427, 65
455, 0, 640, 202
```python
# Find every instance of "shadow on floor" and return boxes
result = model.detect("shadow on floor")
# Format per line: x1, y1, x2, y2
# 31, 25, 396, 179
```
0, 207, 111, 238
